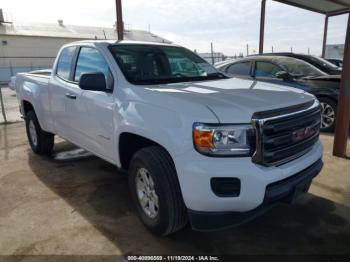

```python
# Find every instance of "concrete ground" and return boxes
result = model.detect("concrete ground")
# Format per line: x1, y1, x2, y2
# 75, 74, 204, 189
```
0, 122, 350, 258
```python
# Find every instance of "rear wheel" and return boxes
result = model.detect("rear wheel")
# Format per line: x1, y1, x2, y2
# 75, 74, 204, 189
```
319, 97, 337, 132
129, 146, 188, 236
25, 111, 54, 155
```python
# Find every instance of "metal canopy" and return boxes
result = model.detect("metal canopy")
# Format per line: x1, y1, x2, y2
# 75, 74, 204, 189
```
274, 0, 350, 15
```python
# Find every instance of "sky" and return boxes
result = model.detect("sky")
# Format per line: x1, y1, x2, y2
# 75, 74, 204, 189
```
1, 0, 348, 56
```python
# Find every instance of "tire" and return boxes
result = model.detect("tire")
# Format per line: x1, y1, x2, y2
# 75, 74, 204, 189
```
25, 110, 54, 155
129, 146, 188, 236
319, 97, 337, 132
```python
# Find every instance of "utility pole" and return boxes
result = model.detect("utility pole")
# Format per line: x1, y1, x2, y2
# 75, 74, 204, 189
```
116, 0, 124, 40
211, 42, 215, 65
259, 0, 266, 54
246, 44, 249, 56
272, 46, 274, 53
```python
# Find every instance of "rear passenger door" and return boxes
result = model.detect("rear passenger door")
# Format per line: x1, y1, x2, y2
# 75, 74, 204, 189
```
49, 45, 79, 138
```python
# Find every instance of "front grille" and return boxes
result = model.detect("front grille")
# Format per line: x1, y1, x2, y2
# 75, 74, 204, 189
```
252, 100, 321, 166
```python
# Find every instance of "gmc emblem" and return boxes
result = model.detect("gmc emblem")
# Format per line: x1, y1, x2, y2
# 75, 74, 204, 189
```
292, 126, 316, 143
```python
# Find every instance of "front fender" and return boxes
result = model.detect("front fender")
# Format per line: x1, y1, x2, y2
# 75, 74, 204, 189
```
114, 100, 216, 167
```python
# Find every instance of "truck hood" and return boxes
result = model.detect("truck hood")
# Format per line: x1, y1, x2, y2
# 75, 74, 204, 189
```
143, 78, 315, 123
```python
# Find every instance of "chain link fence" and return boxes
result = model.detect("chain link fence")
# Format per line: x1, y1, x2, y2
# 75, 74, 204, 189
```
200, 54, 241, 65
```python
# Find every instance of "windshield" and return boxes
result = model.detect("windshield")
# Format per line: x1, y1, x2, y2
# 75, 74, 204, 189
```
309, 55, 340, 71
278, 58, 326, 77
109, 44, 225, 85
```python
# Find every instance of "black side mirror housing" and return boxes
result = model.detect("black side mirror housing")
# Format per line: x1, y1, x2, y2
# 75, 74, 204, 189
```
275, 71, 290, 80
79, 72, 107, 92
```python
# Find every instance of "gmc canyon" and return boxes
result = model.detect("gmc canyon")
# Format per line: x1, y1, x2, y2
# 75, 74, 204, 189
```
15, 40, 323, 235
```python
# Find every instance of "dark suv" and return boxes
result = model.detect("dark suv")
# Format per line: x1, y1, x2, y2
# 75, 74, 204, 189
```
261, 53, 342, 75
216, 55, 340, 132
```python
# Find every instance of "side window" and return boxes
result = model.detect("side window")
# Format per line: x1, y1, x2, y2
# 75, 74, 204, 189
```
56, 46, 76, 80
74, 47, 110, 83
255, 62, 281, 78
226, 62, 251, 76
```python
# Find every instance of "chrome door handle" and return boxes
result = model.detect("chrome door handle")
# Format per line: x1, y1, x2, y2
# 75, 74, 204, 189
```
65, 93, 76, 100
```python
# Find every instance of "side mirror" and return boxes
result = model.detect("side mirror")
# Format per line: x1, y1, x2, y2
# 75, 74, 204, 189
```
275, 71, 290, 80
79, 72, 107, 92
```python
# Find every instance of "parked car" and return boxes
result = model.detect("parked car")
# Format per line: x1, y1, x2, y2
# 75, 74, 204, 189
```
15, 41, 323, 235
261, 52, 342, 75
216, 55, 339, 131
326, 58, 343, 68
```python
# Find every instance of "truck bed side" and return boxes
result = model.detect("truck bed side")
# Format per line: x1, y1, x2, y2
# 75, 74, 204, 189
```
15, 73, 53, 133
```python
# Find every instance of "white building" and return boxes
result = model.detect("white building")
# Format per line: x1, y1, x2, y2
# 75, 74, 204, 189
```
0, 12, 171, 83
325, 44, 344, 59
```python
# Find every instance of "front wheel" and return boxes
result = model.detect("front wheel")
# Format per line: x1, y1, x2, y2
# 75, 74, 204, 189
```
129, 146, 188, 236
25, 110, 54, 155
319, 98, 337, 132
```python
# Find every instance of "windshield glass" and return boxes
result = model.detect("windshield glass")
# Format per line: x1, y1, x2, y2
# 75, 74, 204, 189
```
310, 55, 340, 70
278, 58, 326, 77
109, 44, 225, 85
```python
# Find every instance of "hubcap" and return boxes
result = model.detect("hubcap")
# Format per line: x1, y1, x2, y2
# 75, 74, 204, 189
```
320, 102, 335, 129
28, 120, 38, 147
135, 168, 159, 219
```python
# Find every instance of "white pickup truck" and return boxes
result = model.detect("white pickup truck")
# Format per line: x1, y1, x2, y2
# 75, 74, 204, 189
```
15, 40, 323, 235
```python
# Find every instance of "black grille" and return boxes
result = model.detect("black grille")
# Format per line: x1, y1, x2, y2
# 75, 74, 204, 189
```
252, 101, 321, 166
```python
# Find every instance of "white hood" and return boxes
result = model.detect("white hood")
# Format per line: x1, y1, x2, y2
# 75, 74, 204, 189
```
142, 78, 315, 123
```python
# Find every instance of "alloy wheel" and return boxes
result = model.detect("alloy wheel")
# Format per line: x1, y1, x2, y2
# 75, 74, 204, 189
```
320, 102, 335, 130
135, 167, 159, 219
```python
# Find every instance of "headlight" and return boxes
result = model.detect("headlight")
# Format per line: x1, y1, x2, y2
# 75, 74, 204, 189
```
192, 123, 254, 156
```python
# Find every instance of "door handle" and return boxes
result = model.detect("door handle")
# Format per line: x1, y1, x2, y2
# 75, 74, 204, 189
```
65, 93, 77, 100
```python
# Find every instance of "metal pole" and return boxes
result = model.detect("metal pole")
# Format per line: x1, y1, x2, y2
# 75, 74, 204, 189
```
116, 0, 124, 40
259, 0, 266, 54
333, 14, 350, 157
211, 42, 214, 65
322, 14, 329, 58
0, 87, 7, 123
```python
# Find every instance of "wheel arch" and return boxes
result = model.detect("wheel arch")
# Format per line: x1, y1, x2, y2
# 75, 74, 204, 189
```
118, 132, 175, 171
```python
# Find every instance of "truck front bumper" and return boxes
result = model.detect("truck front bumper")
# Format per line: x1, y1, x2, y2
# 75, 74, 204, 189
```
187, 158, 323, 231
173, 140, 323, 230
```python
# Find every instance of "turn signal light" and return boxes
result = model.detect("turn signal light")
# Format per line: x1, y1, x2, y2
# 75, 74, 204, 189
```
193, 129, 213, 149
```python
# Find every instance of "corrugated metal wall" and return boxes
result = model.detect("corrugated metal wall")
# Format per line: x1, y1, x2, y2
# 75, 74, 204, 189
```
0, 35, 80, 83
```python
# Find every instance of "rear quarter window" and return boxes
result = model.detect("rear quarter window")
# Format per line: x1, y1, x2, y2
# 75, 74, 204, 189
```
56, 46, 76, 80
